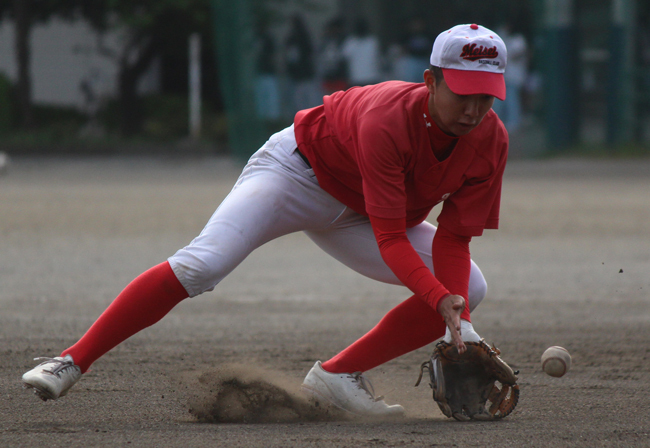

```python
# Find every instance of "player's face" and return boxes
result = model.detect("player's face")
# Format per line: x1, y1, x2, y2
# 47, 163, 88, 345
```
425, 73, 494, 137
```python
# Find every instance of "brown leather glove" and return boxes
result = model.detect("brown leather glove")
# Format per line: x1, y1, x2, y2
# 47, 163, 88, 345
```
415, 339, 520, 421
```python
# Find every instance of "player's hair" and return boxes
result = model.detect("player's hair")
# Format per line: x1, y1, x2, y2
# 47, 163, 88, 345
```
429, 65, 444, 85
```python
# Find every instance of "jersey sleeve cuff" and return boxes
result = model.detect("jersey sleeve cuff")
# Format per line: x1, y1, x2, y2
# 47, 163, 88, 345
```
424, 284, 452, 312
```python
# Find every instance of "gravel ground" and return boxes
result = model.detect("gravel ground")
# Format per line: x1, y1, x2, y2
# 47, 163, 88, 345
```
1, 155, 649, 447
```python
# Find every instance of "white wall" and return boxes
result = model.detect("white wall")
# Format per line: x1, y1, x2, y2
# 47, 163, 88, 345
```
0, 4, 343, 112
0, 18, 159, 110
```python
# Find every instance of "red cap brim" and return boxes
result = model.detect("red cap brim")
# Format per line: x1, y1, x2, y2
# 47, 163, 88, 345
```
441, 68, 506, 101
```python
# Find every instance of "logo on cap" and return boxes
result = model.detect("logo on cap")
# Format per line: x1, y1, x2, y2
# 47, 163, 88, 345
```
429, 23, 507, 100
460, 43, 499, 61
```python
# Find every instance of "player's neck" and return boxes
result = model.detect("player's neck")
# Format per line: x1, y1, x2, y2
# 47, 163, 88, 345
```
423, 99, 459, 161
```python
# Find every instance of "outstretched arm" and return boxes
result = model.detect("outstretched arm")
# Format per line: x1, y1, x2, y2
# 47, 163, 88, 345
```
432, 224, 473, 354
370, 216, 471, 353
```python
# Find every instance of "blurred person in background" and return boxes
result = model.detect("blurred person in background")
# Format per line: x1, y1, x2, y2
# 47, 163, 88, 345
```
284, 13, 319, 115
492, 22, 528, 133
318, 16, 349, 95
394, 17, 433, 83
255, 20, 281, 121
341, 18, 382, 87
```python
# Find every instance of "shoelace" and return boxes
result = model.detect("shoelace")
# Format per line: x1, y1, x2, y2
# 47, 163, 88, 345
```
33, 357, 76, 377
348, 372, 385, 402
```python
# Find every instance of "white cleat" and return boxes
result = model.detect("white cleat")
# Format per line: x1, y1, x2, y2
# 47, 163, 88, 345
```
22, 355, 82, 401
301, 361, 404, 418
444, 319, 481, 343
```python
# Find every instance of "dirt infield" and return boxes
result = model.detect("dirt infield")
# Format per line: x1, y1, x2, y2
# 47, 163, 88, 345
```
1, 156, 649, 447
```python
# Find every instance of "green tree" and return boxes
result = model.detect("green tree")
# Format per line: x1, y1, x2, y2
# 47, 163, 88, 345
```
74, 0, 212, 136
0, 0, 212, 135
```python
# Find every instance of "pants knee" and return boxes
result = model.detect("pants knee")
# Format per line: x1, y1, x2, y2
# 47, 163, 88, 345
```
467, 275, 487, 313
168, 253, 225, 298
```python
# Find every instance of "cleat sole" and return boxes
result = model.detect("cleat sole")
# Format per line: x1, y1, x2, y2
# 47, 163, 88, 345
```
23, 382, 56, 401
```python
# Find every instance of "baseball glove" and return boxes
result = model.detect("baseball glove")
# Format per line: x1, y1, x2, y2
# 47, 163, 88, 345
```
415, 339, 519, 421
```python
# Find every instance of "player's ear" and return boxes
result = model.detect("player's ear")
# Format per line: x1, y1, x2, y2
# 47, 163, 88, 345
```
424, 69, 437, 95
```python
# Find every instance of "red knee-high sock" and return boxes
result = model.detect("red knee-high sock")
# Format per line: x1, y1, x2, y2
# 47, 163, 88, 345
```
62, 261, 189, 373
321, 294, 447, 374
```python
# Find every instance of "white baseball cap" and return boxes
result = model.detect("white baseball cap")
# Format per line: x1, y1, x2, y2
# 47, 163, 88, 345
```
430, 24, 507, 100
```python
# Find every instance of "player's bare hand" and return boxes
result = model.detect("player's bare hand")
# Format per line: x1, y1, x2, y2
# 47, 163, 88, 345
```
437, 294, 467, 354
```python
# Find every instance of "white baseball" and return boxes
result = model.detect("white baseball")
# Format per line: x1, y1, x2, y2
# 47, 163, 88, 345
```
541, 346, 571, 377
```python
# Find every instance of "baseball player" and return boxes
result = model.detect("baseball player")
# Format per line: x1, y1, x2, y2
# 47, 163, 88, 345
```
23, 23, 508, 418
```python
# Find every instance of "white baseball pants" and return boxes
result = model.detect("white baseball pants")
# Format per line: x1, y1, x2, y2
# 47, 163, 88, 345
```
168, 125, 487, 310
